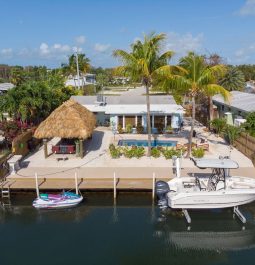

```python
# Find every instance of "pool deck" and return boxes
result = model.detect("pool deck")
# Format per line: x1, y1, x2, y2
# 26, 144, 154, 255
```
1, 125, 255, 194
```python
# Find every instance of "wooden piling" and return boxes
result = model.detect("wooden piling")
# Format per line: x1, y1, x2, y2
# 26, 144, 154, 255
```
152, 172, 155, 199
35, 172, 39, 197
113, 172, 117, 200
75, 172, 78, 195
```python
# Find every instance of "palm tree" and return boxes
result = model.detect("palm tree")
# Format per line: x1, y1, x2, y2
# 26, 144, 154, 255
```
62, 53, 90, 77
169, 52, 230, 157
219, 66, 245, 91
113, 32, 174, 156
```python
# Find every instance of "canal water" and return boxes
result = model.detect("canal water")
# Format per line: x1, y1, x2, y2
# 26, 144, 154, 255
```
1, 192, 255, 265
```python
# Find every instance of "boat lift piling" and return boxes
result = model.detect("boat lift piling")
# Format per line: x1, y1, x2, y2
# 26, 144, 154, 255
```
152, 172, 155, 200
35, 172, 39, 197
75, 172, 78, 195
113, 172, 117, 202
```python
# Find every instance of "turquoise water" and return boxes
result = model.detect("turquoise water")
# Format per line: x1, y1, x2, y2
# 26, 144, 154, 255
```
118, 139, 177, 147
1, 192, 255, 265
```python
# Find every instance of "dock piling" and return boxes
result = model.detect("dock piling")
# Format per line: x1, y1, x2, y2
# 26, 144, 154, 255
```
35, 172, 39, 197
75, 172, 78, 195
152, 172, 155, 199
113, 172, 117, 201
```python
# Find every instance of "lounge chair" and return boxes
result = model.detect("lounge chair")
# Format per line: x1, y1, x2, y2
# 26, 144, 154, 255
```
196, 142, 209, 151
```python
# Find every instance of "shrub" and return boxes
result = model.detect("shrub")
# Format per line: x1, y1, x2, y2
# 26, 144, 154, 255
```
109, 143, 115, 152
224, 125, 242, 146
161, 148, 182, 159
156, 124, 164, 134
117, 125, 124, 134
244, 112, 255, 136
151, 148, 161, 158
134, 147, 145, 158
109, 145, 122, 158
125, 123, 133, 133
136, 123, 144, 134
210, 118, 226, 135
192, 147, 205, 158
121, 146, 145, 158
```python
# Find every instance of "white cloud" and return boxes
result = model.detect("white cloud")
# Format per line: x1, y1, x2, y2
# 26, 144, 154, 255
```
39, 42, 50, 55
72, 46, 83, 53
0, 48, 13, 57
234, 43, 255, 62
94, 43, 111, 53
53, 43, 71, 52
238, 0, 255, 16
75, 35, 86, 44
165, 32, 204, 56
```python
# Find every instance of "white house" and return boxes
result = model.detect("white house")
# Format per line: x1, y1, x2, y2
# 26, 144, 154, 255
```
65, 74, 96, 87
72, 87, 184, 132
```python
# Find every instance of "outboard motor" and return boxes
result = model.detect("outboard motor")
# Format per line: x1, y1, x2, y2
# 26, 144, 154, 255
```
155, 181, 170, 210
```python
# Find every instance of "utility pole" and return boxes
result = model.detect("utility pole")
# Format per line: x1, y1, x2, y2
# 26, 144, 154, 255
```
75, 50, 80, 89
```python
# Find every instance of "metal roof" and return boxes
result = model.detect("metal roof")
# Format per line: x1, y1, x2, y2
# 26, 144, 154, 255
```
0, 83, 14, 91
72, 94, 176, 105
213, 91, 255, 113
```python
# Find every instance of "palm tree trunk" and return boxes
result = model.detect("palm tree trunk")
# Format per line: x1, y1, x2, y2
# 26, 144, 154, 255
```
145, 85, 152, 156
187, 96, 196, 157
208, 96, 214, 128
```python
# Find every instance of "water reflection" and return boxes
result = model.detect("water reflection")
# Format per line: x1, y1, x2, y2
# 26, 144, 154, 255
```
154, 208, 255, 252
1, 193, 255, 265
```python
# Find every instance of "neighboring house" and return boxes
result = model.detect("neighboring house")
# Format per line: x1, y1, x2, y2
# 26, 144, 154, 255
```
213, 91, 255, 125
245, 80, 255, 93
112, 76, 130, 85
72, 88, 184, 132
0, 82, 14, 94
65, 74, 96, 87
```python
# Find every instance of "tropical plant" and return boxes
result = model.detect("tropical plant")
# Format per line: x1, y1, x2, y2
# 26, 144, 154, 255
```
191, 147, 205, 158
62, 53, 90, 77
136, 123, 144, 134
151, 147, 161, 158
125, 123, 133, 133
210, 118, 226, 135
224, 125, 242, 146
161, 148, 181, 159
219, 67, 245, 91
113, 32, 174, 156
109, 146, 122, 158
244, 112, 255, 137
162, 52, 229, 157
117, 125, 124, 134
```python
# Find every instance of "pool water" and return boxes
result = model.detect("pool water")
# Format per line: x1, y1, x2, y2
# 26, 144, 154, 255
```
1, 193, 255, 265
118, 139, 177, 147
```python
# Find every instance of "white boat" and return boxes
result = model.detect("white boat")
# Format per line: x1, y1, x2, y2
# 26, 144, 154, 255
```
156, 157, 255, 223
33, 191, 83, 209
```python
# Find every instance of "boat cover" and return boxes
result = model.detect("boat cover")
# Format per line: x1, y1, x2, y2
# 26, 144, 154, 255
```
194, 158, 239, 169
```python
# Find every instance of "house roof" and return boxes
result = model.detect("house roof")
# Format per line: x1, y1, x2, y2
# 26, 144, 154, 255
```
213, 91, 255, 113
0, 83, 14, 91
72, 94, 177, 105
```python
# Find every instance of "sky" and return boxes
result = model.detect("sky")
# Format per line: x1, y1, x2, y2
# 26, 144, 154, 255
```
0, 0, 255, 68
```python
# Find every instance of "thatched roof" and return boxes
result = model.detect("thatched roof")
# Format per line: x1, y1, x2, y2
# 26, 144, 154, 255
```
34, 99, 96, 139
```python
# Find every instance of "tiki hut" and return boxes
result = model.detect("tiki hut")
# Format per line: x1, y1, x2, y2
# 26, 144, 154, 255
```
34, 99, 96, 158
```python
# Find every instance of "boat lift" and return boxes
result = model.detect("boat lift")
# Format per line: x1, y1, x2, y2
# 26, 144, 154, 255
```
172, 157, 247, 225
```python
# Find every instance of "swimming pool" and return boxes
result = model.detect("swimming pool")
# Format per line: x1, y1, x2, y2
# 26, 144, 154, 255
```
118, 139, 177, 147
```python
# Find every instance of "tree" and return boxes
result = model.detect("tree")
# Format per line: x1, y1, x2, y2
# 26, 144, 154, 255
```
167, 52, 230, 157
62, 53, 90, 77
219, 66, 245, 91
113, 32, 174, 156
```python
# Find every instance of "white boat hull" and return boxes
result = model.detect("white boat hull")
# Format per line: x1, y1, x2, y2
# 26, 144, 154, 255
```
166, 176, 255, 209
168, 190, 255, 209
33, 196, 83, 209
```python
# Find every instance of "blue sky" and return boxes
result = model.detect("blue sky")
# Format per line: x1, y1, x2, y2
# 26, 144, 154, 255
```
0, 0, 255, 68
